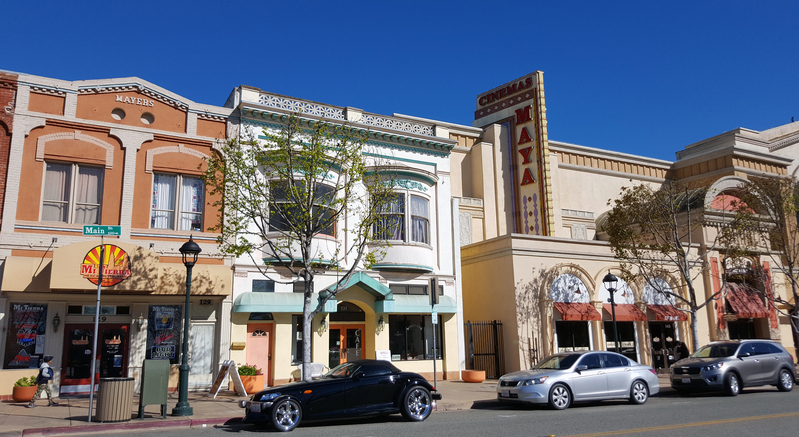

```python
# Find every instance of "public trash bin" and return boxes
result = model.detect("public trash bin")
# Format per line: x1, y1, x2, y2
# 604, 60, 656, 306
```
96, 377, 134, 422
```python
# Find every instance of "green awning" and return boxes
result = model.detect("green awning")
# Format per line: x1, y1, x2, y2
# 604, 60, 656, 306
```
233, 292, 337, 313
321, 271, 392, 299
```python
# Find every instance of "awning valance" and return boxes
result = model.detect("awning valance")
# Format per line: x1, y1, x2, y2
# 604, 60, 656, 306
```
233, 292, 337, 313
602, 304, 647, 321
647, 305, 688, 321
553, 302, 601, 321
725, 283, 769, 319
376, 295, 456, 314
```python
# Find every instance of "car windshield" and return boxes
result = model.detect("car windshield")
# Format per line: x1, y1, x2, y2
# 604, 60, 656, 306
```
691, 344, 737, 358
533, 354, 579, 370
323, 362, 360, 378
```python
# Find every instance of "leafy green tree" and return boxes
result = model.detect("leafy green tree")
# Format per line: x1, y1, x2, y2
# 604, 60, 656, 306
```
723, 175, 799, 354
204, 113, 396, 381
603, 181, 729, 349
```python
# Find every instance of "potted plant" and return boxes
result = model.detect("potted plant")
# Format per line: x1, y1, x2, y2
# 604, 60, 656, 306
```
235, 364, 264, 393
12, 375, 38, 402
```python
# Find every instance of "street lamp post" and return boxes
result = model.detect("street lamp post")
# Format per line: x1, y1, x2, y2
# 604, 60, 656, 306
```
602, 272, 621, 353
172, 236, 202, 416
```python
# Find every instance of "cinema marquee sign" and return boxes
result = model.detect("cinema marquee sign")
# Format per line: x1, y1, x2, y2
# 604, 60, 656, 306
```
80, 244, 132, 287
474, 71, 551, 236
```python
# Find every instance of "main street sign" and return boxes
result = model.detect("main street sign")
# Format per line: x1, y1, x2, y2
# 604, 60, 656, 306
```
83, 225, 121, 236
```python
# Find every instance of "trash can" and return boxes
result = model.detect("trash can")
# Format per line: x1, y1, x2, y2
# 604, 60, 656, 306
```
96, 377, 134, 423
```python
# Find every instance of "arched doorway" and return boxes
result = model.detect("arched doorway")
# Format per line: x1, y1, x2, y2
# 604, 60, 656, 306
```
328, 302, 365, 368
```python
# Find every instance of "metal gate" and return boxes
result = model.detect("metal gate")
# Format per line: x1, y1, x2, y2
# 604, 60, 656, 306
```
464, 320, 504, 379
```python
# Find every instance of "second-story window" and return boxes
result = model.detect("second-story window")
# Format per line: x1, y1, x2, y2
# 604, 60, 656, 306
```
269, 181, 336, 237
42, 162, 103, 224
374, 192, 430, 244
151, 173, 204, 231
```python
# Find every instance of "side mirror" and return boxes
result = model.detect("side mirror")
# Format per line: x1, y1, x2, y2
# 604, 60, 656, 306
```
352, 371, 364, 380
738, 352, 751, 358
576, 365, 588, 372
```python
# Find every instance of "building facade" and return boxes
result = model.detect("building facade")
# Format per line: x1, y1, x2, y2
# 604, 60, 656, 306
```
453, 72, 799, 376
0, 72, 233, 397
224, 86, 465, 385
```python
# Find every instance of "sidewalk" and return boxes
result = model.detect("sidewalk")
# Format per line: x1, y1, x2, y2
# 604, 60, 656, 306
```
0, 375, 673, 437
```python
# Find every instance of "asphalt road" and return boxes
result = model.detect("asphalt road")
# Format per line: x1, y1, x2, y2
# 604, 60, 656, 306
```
109, 388, 799, 437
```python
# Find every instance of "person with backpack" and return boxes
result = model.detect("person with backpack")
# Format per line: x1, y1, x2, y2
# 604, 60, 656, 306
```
28, 355, 58, 407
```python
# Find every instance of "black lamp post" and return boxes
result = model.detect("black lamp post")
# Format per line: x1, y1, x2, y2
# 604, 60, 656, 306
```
602, 272, 621, 354
172, 236, 201, 416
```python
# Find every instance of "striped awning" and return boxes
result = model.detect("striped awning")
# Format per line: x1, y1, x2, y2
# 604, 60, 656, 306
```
553, 302, 601, 321
725, 283, 769, 319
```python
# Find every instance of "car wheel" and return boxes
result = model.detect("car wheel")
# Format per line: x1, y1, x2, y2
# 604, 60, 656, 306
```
629, 380, 649, 405
777, 369, 794, 392
724, 373, 740, 397
270, 398, 302, 432
548, 383, 571, 410
401, 386, 432, 422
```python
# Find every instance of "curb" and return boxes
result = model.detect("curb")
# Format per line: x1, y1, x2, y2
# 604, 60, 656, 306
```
16, 417, 242, 437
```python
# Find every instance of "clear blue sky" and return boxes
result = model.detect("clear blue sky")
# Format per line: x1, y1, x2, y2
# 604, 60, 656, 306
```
5, 1, 797, 161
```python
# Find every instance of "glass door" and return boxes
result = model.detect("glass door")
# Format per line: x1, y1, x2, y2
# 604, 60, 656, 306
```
61, 323, 129, 392
328, 324, 364, 368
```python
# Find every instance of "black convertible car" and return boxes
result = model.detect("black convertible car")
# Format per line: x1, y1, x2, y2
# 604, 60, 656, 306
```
239, 359, 442, 431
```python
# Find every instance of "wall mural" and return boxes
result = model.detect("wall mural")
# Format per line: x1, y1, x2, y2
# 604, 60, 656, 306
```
549, 274, 590, 303
643, 279, 675, 305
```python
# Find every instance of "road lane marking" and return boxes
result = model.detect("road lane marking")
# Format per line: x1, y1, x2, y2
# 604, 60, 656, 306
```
560, 411, 799, 436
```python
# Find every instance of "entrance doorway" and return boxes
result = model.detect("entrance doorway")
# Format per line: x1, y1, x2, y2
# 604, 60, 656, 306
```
61, 323, 129, 393
246, 324, 272, 386
648, 322, 676, 369
328, 324, 364, 368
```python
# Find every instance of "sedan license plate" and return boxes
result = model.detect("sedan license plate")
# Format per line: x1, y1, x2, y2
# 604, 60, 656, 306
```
249, 403, 261, 413
681, 378, 691, 384
500, 389, 510, 397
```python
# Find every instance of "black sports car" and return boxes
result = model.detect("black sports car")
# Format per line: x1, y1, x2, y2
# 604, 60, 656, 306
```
239, 359, 442, 431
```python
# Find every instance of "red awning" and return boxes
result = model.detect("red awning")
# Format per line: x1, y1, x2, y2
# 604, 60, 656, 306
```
602, 304, 647, 321
647, 305, 688, 322
725, 283, 769, 319
554, 302, 601, 321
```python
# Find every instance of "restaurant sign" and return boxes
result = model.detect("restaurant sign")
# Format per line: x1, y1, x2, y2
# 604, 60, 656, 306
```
80, 244, 132, 286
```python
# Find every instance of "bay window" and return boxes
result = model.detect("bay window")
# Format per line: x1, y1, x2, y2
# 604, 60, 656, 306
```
374, 192, 430, 244
151, 173, 204, 231
42, 162, 103, 224
269, 181, 336, 236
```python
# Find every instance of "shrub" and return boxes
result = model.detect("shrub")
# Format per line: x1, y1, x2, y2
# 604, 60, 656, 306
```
14, 376, 37, 387
238, 364, 263, 376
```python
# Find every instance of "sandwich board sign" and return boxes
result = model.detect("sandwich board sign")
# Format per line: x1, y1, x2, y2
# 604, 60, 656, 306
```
209, 360, 247, 398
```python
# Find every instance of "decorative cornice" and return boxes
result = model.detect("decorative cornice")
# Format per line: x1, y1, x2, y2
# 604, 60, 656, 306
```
28, 85, 69, 97
242, 116, 451, 158
190, 109, 228, 122
78, 83, 189, 111
145, 144, 209, 173
768, 132, 799, 152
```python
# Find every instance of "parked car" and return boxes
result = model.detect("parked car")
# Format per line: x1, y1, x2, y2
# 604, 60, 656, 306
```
497, 351, 660, 410
670, 340, 796, 396
239, 359, 441, 431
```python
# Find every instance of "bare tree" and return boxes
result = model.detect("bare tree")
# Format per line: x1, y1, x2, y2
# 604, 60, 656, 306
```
204, 113, 395, 380
603, 181, 729, 348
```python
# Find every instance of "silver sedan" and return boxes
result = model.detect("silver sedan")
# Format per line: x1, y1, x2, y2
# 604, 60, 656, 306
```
497, 351, 660, 410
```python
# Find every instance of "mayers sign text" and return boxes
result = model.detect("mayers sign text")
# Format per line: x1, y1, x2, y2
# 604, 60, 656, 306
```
80, 244, 132, 287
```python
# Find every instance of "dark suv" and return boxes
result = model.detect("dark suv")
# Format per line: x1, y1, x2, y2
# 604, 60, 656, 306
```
670, 340, 796, 396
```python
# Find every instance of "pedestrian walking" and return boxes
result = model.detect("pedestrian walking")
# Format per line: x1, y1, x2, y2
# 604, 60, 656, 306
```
677, 342, 690, 359
28, 355, 58, 408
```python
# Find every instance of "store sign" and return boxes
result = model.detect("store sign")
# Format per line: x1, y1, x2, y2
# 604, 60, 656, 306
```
80, 244, 132, 287
4, 303, 48, 369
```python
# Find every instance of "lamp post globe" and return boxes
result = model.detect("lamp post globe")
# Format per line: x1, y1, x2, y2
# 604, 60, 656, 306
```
173, 236, 202, 416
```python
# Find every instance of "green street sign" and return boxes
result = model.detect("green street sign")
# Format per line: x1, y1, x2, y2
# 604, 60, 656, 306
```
83, 225, 121, 236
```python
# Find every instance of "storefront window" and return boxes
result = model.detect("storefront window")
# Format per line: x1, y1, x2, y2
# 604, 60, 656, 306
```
388, 315, 443, 361
146, 305, 182, 365
4, 303, 48, 369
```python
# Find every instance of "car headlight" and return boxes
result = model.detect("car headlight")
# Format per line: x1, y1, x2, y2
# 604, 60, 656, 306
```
702, 362, 723, 372
259, 392, 281, 401
521, 376, 548, 386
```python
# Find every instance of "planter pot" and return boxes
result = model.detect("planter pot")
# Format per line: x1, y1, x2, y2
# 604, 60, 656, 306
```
12, 385, 38, 402
462, 370, 486, 383
236, 374, 265, 394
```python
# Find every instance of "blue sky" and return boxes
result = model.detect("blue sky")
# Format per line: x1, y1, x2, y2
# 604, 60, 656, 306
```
5, 1, 797, 161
